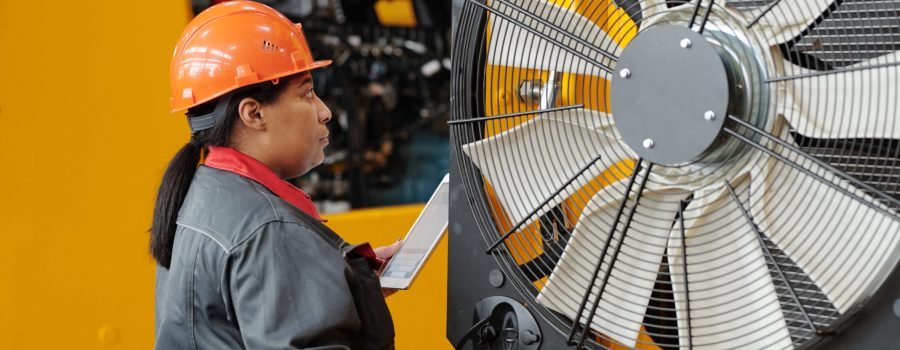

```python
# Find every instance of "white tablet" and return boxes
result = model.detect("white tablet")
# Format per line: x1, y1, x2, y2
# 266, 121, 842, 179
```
379, 174, 450, 290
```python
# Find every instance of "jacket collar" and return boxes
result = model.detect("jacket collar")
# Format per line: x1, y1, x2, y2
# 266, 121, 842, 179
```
203, 146, 325, 222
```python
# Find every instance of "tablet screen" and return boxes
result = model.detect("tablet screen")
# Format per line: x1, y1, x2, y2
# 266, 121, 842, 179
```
380, 174, 449, 289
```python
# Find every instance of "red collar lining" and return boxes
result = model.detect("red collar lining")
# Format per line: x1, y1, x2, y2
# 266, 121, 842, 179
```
204, 146, 326, 222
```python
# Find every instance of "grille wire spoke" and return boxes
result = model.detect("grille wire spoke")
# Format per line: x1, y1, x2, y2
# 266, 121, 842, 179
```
489, 0, 620, 62
766, 60, 900, 83
745, 0, 783, 29
677, 199, 693, 350
465, 0, 617, 74
485, 155, 605, 253
565, 160, 646, 346
724, 115, 900, 217
685, 0, 717, 34
687, 0, 703, 30
447, 104, 585, 125
566, 160, 655, 349
696, 0, 715, 34
726, 182, 821, 336
722, 127, 899, 220
577, 161, 654, 349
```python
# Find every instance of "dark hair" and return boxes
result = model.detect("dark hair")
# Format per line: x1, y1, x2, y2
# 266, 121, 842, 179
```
150, 80, 291, 268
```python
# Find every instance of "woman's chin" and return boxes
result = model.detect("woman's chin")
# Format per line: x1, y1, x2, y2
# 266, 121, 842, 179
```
314, 153, 325, 167
301, 155, 326, 174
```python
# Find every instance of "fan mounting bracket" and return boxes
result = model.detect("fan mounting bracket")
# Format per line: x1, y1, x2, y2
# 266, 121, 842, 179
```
611, 24, 731, 165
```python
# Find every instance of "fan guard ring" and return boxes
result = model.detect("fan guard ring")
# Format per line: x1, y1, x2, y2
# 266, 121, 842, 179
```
450, 0, 900, 349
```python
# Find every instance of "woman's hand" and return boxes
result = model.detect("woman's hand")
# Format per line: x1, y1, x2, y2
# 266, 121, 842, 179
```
373, 240, 403, 297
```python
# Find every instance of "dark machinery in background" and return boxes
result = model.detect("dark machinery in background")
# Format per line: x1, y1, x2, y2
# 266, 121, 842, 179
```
449, 0, 899, 349
192, 0, 453, 210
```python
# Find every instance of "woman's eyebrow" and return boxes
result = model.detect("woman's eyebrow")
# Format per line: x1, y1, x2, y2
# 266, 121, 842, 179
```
296, 76, 313, 88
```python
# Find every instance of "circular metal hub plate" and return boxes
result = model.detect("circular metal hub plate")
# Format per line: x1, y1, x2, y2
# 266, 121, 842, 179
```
611, 25, 730, 165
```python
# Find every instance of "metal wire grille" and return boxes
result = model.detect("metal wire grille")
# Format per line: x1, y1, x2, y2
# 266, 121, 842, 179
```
802, 140, 900, 211
451, 0, 900, 349
789, 0, 900, 68
760, 234, 840, 346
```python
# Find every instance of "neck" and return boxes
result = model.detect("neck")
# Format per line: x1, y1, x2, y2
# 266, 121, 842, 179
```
229, 138, 286, 179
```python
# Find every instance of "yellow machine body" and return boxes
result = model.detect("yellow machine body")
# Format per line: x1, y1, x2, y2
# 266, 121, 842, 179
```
375, 0, 418, 27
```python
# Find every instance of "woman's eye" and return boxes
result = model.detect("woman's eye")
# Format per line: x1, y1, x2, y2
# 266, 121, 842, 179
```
305, 89, 315, 98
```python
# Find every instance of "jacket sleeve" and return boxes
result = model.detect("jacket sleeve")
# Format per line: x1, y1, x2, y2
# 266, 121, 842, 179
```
228, 220, 359, 349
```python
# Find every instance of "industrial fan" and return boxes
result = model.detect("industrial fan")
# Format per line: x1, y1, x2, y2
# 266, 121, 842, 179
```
447, 0, 900, 349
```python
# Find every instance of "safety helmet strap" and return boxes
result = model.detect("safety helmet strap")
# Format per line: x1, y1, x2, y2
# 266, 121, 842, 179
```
186, 90, 235, 133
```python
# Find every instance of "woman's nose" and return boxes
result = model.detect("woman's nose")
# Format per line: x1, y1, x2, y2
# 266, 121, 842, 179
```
317, 96, 332, 123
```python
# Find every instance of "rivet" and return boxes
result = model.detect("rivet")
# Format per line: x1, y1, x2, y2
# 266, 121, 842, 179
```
704, 111, 716, 121
643, 138, 655, 149
893, 298, 900, 319
489, 269, 505, 288
681, 38, 692, 48
97, 324, 120, 346
620, 68, 631, 79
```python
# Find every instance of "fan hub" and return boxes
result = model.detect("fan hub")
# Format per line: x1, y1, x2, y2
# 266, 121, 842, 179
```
611, 25, 730, 165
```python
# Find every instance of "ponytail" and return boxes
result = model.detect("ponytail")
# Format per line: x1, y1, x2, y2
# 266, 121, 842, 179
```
149, 77, 294, 268
150, 141, 203, 268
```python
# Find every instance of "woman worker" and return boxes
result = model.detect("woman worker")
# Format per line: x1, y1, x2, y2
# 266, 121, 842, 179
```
150, 2, 397, 349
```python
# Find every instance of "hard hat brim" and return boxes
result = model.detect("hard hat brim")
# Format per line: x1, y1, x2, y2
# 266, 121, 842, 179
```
171, 59, 333, 113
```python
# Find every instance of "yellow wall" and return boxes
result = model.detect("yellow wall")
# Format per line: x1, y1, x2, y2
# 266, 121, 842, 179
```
0, 1, 449, 349
0, 1, 191, 348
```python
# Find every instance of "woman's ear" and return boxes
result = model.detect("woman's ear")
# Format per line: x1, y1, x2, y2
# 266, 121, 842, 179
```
237, 97, 266, 130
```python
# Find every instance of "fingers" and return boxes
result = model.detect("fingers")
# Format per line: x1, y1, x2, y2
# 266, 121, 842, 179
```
373, 239, 404, 259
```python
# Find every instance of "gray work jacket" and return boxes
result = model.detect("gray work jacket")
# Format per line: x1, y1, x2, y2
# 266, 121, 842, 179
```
154, 166, 394, 349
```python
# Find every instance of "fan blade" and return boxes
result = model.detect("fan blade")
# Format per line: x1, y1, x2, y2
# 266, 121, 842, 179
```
461, 109, 633, 227
485, 0, 632, 78
779, 51, 900, 139
744, 0, 833, 46
649, 0, 830, 46
666, 181, 793, 349
749, 141, 900, 314
631, 0, 668, 20
537, 177, 686, 348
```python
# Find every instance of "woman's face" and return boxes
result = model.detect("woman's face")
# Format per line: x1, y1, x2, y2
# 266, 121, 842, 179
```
260, 73, 332, 179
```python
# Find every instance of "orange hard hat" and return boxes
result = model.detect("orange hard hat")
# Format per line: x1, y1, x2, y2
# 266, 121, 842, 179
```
169, 0, 331, 114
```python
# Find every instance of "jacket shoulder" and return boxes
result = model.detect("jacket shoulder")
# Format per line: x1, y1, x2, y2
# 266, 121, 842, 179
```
177, 166, 308, 248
